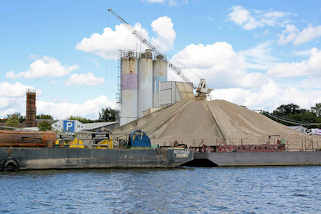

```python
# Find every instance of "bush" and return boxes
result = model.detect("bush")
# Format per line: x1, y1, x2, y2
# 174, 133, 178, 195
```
5, 114, 20, 128
38, 121, 52, 131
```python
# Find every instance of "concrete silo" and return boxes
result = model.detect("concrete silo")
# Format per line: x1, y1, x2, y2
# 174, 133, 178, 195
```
120, 51, 138, 126
138, 49, 154, 117
153, 55, 168, 108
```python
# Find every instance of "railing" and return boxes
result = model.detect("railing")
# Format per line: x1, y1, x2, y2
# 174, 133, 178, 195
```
157, 134, 321, 152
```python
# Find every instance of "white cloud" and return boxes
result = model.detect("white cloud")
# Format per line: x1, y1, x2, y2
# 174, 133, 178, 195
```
0, 81, 116, 119
151, 16, 176, 53
6, 56, 78, 79
170, 42, 269, 89
66, 72, 104, 86
213, 81, 321, 112
295, 25, 321, 45
0, 82, 35, 118
76, 16, 175, 59
300, 77, 321, 89
278, 24, 299, 45
76, 23, 148, 59
280, 24, 321, 45
268, 48, 321, 77
229, 6, 261, 30
228, 5, 289, 30
0, 82, 32, 97
239, 41, 278, 70
169, 40, 321, 112
38, 96, 117, 119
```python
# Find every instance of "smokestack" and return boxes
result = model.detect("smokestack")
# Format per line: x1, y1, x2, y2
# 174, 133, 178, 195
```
26, 89, 37, 127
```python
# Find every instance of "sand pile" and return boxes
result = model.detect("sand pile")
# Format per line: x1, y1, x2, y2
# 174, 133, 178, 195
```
113, 99, 321, 150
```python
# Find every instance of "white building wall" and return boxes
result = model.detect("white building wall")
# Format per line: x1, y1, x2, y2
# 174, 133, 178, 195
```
159, 81, 177, 106
159, 81, 194, 107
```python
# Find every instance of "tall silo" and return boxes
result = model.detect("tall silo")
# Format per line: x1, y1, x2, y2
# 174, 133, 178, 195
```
153, 55, 168, 108
120, 51, 138, 126
138, 49, 153, 117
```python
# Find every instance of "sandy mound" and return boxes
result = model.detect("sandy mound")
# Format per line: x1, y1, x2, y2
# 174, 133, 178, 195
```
113, 99, 321, 150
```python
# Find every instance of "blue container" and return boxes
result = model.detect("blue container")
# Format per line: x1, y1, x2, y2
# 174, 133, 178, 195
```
129, 130, 151, 147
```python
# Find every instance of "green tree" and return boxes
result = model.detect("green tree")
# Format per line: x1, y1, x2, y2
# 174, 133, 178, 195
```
68, 116, 94, 123
311, 103, 321, 117
265, 103, 321, 129
273, 104, 301, 116
98, 107, 119, 122
38, 121, 52, 131
37, 114, 53, 120
5, 114, 20, 128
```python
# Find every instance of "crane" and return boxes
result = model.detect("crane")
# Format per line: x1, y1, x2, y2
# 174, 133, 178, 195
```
107, 8, 212, 97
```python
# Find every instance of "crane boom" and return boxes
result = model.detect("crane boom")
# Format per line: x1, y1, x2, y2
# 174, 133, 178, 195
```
108, 9, 162, 56
107, 8, 191, 83
107, 8, 211, 97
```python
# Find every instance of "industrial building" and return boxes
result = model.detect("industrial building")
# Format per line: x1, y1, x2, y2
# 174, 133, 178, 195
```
119, 49, 194, 125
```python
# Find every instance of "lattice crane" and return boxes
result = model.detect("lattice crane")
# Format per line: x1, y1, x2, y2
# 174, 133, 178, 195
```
107, 8, 212, 97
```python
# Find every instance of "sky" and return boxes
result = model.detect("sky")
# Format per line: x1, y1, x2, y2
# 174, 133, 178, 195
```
1, 0, 321, 119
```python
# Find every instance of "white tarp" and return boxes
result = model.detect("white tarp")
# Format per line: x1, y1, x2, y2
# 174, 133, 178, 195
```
310, 128, 321, 135
288, 126, 307, 134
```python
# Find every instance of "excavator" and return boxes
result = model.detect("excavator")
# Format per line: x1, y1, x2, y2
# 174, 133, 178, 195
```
107, 8, 212, 98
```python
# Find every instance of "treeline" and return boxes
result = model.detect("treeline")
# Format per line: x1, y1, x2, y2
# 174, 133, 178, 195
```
68, 108, 119, 123
1, 107, 119, 129
262, 103, 321, 128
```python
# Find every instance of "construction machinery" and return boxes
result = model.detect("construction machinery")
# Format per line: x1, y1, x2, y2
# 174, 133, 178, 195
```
107, 8, 212, 98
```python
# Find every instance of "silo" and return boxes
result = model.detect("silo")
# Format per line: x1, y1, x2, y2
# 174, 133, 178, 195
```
120, 51, 138, 126
138, 49, 154, 117
153, 55, 168, 108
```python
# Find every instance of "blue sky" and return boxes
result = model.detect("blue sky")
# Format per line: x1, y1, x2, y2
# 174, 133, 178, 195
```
1, 0, 321, 119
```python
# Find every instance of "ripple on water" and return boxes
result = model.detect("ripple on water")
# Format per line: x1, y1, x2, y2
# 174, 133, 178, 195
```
0, 167, 321, 214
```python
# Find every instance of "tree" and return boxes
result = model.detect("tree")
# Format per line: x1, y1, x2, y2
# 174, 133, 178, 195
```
98, 107, 119, 122
273, 104, 301, 116
68, 116, 94, 123
37, 114, 53, 120
5, 114, 20, 128
265, 103, 321, 129
38, 121, 52, 131
311, 103, 321, 117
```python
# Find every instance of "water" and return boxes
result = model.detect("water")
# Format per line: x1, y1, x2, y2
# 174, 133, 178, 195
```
1, 167, 321, 214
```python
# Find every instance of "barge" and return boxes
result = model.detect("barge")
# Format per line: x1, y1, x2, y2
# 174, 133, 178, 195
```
186, 144, 321, 167
0, 130, 192, 171
0, 147, 192, 171
188, 151, 321, 167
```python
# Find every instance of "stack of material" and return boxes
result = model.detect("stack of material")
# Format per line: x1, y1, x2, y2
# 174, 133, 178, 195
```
113, 99, 320, 151
0, 130, 56, 147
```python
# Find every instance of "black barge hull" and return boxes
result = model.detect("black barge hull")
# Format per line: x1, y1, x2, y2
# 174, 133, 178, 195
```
189, 151, 321, 167
0, 148, 192, 171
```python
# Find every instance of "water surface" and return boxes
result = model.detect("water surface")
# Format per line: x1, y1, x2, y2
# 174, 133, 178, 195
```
1, 166, 321, 214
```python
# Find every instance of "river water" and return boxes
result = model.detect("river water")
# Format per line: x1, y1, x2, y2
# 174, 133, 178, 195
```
0, 166, 321, 214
